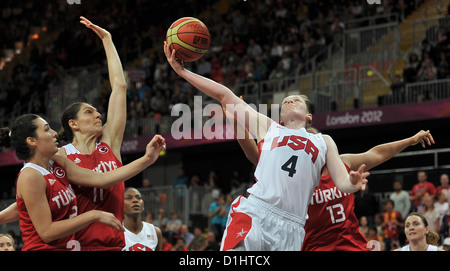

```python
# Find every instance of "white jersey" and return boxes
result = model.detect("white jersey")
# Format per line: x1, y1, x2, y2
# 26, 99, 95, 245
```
249, 122, 327, 220
123, 222, 158, 251
400, 244, 438, 251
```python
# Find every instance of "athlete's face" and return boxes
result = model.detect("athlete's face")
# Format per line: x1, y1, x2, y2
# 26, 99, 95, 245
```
70, 103, 103, 137
280, 95, 311, 126
28, 117, 59, 158
404, 215, 429, 243
124, 188, 144, 216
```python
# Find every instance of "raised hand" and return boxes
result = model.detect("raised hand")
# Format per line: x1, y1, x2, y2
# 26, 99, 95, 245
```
145, 135, 166, 165
349, 164, 370, 191
410, 130, 435, 148
80, 16, 111, 40
163, 41, 184, 74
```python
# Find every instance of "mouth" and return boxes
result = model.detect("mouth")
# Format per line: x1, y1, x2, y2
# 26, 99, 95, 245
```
131, 204, 141, 210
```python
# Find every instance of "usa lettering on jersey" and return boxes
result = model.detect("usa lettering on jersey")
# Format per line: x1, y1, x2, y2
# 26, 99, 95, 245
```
269, 135, 319, 163
127, 243, 153, 251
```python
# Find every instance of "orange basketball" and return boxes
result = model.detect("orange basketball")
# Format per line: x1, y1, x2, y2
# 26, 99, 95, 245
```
166, 17, 210, 62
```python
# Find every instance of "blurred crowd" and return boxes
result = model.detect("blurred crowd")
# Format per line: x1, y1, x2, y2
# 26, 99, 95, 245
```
0, 0, 418, 128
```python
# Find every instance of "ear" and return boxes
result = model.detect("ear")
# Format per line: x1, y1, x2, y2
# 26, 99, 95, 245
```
306, 114, 313, 124
68, 119, 78, 131
26, 137, 37, 148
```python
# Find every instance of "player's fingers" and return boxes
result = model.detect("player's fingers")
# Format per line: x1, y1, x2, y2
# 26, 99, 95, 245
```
427, 131, 435, 145
358, 164, 366, 174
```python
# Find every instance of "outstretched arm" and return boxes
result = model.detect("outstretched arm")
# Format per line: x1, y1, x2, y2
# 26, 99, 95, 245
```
341, 130, 435, 171
80, 16, 127, 158
0, 202, 18, 224
164, 41, 272, 141
52, 135, 166, 188
323, 135, 369, 193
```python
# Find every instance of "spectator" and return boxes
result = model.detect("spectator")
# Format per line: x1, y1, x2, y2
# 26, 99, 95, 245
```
435, 192, 449, 232
389, 74, 405, 103
170, 237, 189, 251
410, 171, 437, 212
165, 211, 182, 244
422, 195, 441, 233
173, 168, 189, 188
209, 193, 225, 242
188, 226, 207, 251
179, 224, 194, 249
390, 180, 411, 220
199, 231, 220, 251
155, 208, 168, 230
160, 235, 172, 251
381, 199, 403, 250
221, 193, 233, 235
417, 53, 437, 82
403, 52, 420, 83
437, 173, 450, 202
440, 208, 450, 239
354, 184, 379, 226
0, 233, 15, 251
366, 226, 383, 245
442, 237, 450, 251
359, 216, 370, 239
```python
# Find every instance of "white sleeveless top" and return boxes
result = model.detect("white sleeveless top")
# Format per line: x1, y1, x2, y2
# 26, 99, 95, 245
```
248, 122, 327, 220
400, 244, 438, 251
123, 222, 158, 251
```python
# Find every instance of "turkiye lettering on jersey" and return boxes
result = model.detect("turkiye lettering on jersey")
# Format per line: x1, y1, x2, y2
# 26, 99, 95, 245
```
17, 161, 78, 251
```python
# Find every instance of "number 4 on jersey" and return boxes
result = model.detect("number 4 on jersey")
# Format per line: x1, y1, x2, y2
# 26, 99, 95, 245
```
281, 155, 298, 177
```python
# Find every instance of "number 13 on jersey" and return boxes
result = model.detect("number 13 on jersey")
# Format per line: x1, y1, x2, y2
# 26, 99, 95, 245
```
326, 203, 346, 224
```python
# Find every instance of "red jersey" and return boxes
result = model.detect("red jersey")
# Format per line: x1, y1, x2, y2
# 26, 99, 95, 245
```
62, 142, 125, 250
410, 182, 436, 207
302, 163, 370, 251
17, 162, 78, 251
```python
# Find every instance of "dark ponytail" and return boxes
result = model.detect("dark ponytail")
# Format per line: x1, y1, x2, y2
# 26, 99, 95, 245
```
58, 102, 83, 143
0, 114, 40, 160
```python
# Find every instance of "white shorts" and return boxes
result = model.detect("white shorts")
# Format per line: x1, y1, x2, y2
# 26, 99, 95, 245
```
220, 195, 306, 251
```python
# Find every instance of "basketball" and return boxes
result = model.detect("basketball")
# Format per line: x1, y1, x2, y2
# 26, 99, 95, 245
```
166, 17, 210, 62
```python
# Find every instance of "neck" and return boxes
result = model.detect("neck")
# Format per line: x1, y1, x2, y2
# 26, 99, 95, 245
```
283, 119, 306, 130
72, 133, 99, 154
409, 239, 429, 251
123, 214, 143, 234
28, 153, 53, 170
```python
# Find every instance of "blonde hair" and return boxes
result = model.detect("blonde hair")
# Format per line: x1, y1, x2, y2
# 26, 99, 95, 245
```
0, 233, 15, 248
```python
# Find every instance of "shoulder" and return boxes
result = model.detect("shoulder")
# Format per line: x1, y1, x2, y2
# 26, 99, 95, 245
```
17, 168, 47, 197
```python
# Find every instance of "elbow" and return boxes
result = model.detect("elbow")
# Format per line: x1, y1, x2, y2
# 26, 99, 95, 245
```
39, 232, 56, 244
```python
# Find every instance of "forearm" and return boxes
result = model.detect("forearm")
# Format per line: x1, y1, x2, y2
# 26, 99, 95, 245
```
178, 69, 235, 104
92, 156, 153, 188
102, 37, 126, 90
0, 202, 19, 224
54, 154, 152, 189
39, 210, 99, 243
369, 137, 414, 162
